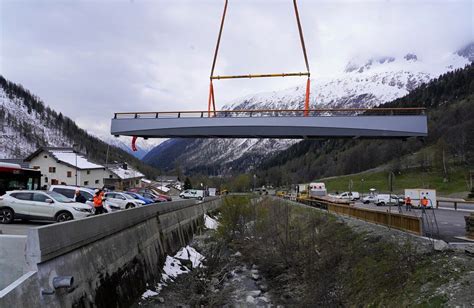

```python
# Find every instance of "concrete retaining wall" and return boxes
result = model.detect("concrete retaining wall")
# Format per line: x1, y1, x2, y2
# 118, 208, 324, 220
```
0, 197, 222, 307
0, 235, 28, 291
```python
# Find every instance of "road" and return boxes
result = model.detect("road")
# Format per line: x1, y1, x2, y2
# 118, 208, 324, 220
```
0, 220, 51, 235
353, 201, 471, 243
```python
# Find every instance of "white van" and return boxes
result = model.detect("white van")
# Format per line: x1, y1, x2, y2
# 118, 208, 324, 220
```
179, 189, 204, 200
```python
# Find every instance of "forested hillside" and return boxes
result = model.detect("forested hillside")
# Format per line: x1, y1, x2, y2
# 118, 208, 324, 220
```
0, 75, 159, 178
256, 64, 474, 186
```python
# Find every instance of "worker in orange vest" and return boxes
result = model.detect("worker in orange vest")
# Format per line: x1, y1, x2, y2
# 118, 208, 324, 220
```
405, 196, 412, 211
93, 189, 106, 215
421, 196, 429, 208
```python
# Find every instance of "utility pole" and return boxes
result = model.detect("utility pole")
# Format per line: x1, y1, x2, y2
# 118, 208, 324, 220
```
73, 144, 78, 186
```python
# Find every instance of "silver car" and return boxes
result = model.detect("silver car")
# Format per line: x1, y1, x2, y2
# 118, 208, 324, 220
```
0, 190, 92, 223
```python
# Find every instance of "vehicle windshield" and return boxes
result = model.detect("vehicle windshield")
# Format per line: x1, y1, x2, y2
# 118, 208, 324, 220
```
123, 194, 135, 200
46, 191, 73, 203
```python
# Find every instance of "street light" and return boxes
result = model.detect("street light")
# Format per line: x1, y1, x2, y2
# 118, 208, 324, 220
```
73, 144, 78, 186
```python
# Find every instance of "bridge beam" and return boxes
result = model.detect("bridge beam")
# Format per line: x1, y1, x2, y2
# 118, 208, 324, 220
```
110, 115, 428, 139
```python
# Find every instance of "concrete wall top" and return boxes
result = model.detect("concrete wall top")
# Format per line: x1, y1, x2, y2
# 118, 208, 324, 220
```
26, 197, 220, 265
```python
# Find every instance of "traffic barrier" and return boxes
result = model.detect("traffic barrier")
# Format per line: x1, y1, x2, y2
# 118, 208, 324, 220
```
327, 203, 423, 235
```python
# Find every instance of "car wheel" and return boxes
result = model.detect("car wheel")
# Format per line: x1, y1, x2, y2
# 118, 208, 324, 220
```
0, 208, 14, 224
125, 203, 134, 209
56, 212, 73, 222
363, 201, 369, 204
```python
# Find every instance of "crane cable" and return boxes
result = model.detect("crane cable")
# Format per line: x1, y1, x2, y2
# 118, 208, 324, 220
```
208, 0, 312, 117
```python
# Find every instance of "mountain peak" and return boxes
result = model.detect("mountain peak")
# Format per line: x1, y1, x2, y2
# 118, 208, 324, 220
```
403, 53, 418, 61
456, 42, 474, 62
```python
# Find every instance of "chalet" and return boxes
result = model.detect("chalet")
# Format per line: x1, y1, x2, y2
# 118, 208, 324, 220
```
24, 147, 108, 189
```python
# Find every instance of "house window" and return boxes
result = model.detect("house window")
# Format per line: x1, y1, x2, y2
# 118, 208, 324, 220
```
51, 179, 58, 185
33, 166, 40, 170
67, 171, 72, 178
95, 180, 99, 184
84, 181, 89, 186
87, 170, 90, 175
109, 175, 113, 179
44, 155, 48, 158
44, 177, 48, 182
49, 167, 56, 173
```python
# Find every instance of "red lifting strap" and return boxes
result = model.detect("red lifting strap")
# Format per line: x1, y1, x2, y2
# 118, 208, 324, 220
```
304, 78, 310, 117
131, 136, 138, 152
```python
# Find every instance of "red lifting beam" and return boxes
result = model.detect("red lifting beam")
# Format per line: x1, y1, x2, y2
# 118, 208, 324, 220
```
208, 0, 312, 117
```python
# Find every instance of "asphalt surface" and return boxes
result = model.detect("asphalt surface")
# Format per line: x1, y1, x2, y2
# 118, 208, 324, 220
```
0, 220, 51, 235
353, 201, 472, 243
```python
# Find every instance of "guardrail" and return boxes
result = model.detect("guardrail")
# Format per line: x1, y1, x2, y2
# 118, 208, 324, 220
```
293, 196, 422, 235
114, 107, 426, 120
436, 200, 474, 211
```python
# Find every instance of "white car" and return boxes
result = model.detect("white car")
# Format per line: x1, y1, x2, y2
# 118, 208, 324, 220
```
179, 189, 204, 200
50, 185, 120, 213
376, 194, 401, 206
334, 191, 360, 201
104, 192, 144, 210
0, 190, 93, 223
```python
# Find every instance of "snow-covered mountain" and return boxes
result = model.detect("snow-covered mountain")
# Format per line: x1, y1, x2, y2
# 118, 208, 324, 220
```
0, 76, 155, 176
143, 45, 473, 174
105, 137, 156, 160
0, 86, 75, 158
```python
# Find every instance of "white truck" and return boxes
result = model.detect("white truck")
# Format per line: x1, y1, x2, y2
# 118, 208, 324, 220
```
179, 189, 204, 200
404, 189, 436, 209
309, 182, 327, 197
208, 188, 217, 197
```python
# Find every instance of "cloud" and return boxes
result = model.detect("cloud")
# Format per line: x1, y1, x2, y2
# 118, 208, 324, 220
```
1, 0, 472, 140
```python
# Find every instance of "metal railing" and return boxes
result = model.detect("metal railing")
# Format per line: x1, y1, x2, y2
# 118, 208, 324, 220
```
114, 107, 426, 120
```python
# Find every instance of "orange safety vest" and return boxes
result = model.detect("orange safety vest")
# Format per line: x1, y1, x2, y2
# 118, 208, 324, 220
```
93, 192, 104, 207
421, 198, 429, 207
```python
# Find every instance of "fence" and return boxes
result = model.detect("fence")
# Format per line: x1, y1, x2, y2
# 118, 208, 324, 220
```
327, 203, 423, 235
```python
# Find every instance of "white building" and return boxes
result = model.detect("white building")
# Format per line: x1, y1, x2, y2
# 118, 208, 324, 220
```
25, 147, 109, 189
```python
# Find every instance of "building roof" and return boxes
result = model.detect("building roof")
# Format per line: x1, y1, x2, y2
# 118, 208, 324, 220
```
25, 147, 104, 170
108, 164, 144, 180
0, 159, 29, 169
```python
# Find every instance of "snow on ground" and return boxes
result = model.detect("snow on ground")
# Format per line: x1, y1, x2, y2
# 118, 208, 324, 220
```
141, 289, 159, 299
204, 214, 219, 230
140, 244, 206, 299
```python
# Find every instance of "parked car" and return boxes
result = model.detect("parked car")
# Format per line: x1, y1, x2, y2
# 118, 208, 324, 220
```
333, 191, 360, 201
179, 189, 204, 200
376, 194, 401, 206
104, 192, 144, 209
50, 185, 121, 213
0, 190, 92, 223
362, 188, 378, 204
140, 192, 168, 203
125, 192, 154, 205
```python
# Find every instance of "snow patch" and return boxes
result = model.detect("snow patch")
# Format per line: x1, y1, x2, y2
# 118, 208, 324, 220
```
141, 289, 159, 299
204, 214, 219, 230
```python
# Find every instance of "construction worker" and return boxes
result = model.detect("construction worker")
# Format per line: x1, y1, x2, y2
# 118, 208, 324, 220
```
405, 196, 412, 211
93, 189, 106, 215
421, 196, 429, 208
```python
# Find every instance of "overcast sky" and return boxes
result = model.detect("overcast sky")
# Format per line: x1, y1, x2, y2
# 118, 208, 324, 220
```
1, 0, 472, 141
